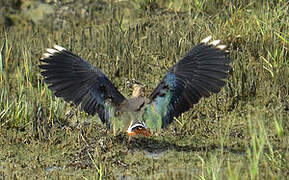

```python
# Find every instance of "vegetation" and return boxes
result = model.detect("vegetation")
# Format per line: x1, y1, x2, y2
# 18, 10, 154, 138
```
1, 0, 289, 179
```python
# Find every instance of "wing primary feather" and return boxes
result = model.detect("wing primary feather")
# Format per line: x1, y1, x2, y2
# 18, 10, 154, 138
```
39, 45, 126, 129
149, 37, 232, 128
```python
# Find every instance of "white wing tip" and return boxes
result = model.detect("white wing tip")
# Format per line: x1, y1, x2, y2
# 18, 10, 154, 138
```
42, 53, 51, 58
201, 36, 227, 50
201, 36, 212, 43
53, 44, 66, 51
209, 39, 221, 46
42, 44, 66, 59
46, 48, 58, 54
216, 45, 226, 49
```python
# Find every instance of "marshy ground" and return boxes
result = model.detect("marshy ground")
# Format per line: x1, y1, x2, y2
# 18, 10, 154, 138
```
1, 0, 289, 179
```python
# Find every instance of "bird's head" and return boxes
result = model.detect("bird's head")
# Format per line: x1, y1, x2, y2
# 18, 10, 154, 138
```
132, 83, 144, 98
126, 122, 151, 137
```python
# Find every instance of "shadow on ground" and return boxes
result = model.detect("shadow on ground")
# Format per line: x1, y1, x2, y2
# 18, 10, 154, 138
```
115, 134, 247, 156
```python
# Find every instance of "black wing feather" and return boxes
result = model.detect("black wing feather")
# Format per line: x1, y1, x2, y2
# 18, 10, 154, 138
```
39, 46, 125, 127
149, 38, 232, 128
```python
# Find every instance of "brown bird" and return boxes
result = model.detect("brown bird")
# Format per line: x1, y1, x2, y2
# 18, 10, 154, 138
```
39, 36, 232, 138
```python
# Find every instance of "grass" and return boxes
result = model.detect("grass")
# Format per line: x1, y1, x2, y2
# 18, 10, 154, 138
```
1, 0, 289, 179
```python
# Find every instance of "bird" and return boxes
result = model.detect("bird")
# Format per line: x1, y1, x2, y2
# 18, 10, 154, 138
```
39, 36, 232, 138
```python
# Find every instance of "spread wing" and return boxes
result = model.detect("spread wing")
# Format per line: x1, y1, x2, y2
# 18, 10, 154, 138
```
148, 36, 232, 128
39, 45, 126, 128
